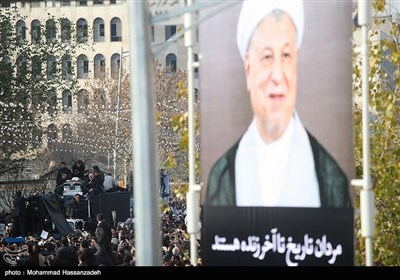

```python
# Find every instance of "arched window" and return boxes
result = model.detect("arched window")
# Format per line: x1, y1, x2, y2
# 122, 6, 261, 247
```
16, 55, 27, 78
46, 0, 56, 7
1, 0, 10, 7
93, 18, 105, 42
77, 89, 89, 114
111, 53, 120, 78
194, 88, 199, 102
77, 54, 89, 79
62, 124, 72, 143
47, 55, 57, 80
31, 19, 41, 44
16, 20, 26, 45
62, 55, 72, 80
2, 20, 11, 46
1, 56, 12, 82
94, 54, 106, 78
110, 17, 122, 42
76, 18, 88, 43
62, 89, 72, 113
166, 53, 177, 73
47, 124, 57, 148
31, 55, 42, 80
46, 19, 56, 44
48, 91, 57, 116
194, 53, 199, 76
61, 18, 71, 43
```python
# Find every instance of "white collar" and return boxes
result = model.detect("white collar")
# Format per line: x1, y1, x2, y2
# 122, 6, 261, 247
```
253, 115, 294, 169
235, 112, 320, 207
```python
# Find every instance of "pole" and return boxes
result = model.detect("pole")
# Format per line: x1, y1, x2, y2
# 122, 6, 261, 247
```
128, 1, 161, 266
113, 47, 123, 179
358, 0, 374, 266
184, 0, 200, 266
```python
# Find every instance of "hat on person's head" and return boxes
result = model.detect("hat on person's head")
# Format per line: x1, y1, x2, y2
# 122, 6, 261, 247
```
236, 0, 305, 61
93, 165, 100, 172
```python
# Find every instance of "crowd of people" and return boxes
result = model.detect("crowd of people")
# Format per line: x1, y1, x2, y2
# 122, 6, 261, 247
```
0, 193, 199, 266
55, 161, 126, 196
53, 160, 129, 220
0, 159, 199, 266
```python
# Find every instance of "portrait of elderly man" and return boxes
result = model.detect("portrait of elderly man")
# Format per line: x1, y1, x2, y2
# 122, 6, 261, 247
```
205, 0, 352, 208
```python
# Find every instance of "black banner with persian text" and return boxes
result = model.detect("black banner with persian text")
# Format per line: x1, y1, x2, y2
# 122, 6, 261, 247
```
202, 207, 354, 266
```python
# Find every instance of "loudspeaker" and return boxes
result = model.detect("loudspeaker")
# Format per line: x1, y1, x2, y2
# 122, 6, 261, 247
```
91, 192, 130, 226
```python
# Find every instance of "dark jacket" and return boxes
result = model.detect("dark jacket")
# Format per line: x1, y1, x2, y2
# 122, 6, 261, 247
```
66, 197, 82, 218
206, 131, 352, 208
56, 167, 72, 186
12, 196, 27, 217
93, 173, 105, 194
95, 220, 112, 249
55, 245, 78, 266
72, 161, 85, 179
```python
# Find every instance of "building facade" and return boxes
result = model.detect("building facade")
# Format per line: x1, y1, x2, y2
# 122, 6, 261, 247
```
0, 0, 198, 179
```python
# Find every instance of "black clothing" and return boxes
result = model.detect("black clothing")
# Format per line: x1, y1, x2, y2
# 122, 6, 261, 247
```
95, 220, 112, 250
56, 167, 72, 186
11, 195, 27, 237
206, 131, 352, 208
72, 161, 85, 179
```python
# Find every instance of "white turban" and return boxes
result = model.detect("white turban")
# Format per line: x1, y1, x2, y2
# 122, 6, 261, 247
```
236, 0, 304, 61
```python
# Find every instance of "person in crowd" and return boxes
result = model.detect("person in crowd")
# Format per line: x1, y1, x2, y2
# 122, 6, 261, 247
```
160, 169, 167, 195
95, 214, 112, 250
77, 251, 88, 266
91, 166, 105, 195
66, 194, 83, 219
11, 190, 27, 237
58, 172, 69, 186
95, 214, 114, 265
24, 242, 46, 266
55, 236, 78, 266
87, 172, 101, 196
103, 173, 117, 192
72, 160, 85, 179
79, 239, 98, 266
56, 162, 72, 186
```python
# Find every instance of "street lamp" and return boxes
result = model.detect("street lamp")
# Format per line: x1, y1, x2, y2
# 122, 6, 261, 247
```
114, 47, 129, 180
113, 38, 177, 181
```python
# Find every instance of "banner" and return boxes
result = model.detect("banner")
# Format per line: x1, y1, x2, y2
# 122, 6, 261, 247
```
202, 206, 354, 266
199, 1, 354, 204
